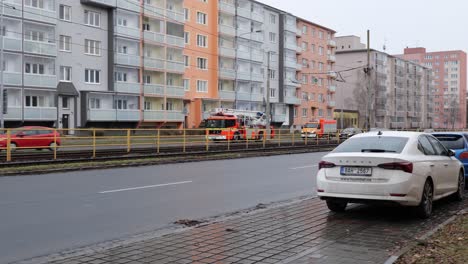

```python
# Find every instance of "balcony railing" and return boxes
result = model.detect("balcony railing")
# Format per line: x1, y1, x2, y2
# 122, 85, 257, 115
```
237, 7, 251, 18
144, 57, 165, 70
219, 46, 235, 57
250, 93, 263, 102
272, 114, 286, 122
116, 110, 140, 121
328, 85, 336, 92
327, 71, 337, 79
327, 55, 336, 62
115, 53, 140, 67
2, 72, 22, 86
251, 52, 264, 62
237, 72, 250, 81
115, 25, 141, 39
219, 90, 235, 100
24, 6, 56, 24
24, 74, 57, 88
284, 59, 297, 69
251, 73, 264, 83
3, 106, 21, 120
144, 84, 165, 96
285, 42, 298, 51
24, 107, 57, 120
115, 82, 141, 94
166, 86, 185, 97
327, 101, 336, 107
166, 60, 185, 73
219, 24, 236, 36
88, 109, 117, 121
81, 0, 116, 7
251, 12, 263, 22
284, 23, 296, 33
219, 1, 235, 14
284, 96, 301, 105
219, 68, 236, 79
166, 10, 184, 23
144, 4, 164, 18
328, 39, 337, 47
24, 40, 57, 56
117, 0, 141, 12
144, 110, 165, 121
1, 36, 22, 52
1, 0, 22, 17
166, 35, 184, 48
144, 30, 166, 44
166, 111, 185, 121
237, 92, 251, 101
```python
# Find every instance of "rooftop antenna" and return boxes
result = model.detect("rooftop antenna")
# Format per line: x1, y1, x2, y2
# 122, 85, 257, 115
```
383, 38, 387, 52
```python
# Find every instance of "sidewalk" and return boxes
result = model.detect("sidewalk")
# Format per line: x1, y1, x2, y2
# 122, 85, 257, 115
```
18, 195, 468, 264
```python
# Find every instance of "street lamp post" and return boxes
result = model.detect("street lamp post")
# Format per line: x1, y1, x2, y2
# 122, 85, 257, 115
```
0, 0, 5, 129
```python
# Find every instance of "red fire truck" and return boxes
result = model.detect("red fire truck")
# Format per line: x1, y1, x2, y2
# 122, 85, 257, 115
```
301, 119, 337, 138
205, 108, 274, 140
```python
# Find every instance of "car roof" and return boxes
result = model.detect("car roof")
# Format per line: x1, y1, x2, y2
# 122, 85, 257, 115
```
352, 131, 424, 139
17, 126, 52, 129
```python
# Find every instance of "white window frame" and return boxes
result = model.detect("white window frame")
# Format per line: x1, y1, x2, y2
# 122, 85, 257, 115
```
197, 34, 207, 47
197, 12, 207, 25
59, 5, 71, 21
84, 10, 101, 27
85, 69, 101, 84
59, 35, 71, 52
197, 57, 208, 70
196, 80, 208, 93
85, 39, 101, 56
60, 66, 72, 82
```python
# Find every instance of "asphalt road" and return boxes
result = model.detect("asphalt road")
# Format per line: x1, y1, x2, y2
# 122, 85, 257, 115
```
0, 152, 325, 263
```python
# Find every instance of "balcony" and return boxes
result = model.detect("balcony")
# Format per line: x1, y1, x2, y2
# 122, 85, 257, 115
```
219, 90, 235, 100
411, 122, 421, 128
166, 35, 184, 48
115, 82, 141, 94
251, 93, 263, 102
391, 122, 405, 129
327, 101, 336, 108
219, 1, 235, 14
144, 110, 164, 121
144, 84, 164, 96
144, 31, 166, 44
237, 92, 251, 101
272, 114, 286, 122
327, 55, 336, 63
328, 85, 336, 92
117, 110, 140, 121
284, 23, 296, 33
220, 68, 236, 79
327, 40, 337, 47
80, 0, 116, 8
219, 24, 236, 36
24, 40, 56, 56
284, 59, 297, 69
24, 6, 56, 24
296, 63, 302, 71
284, 42, 298, 51
284, 96, 301, 105
237, 7, 251, 18
327, 71, 337, 79
1, 36, 22, 52
166, 60, 184, 73
251, 52, 264, 62
219, 46, 235, 57
2, 72, 22, 86
296, 46, 303, 54
24, 74, 57, 88
117, 0, 141, 12
251, 12, 263, 22
88, 109, 116, 121
144, 57, 165, 70
237, 72, 250, 81
285, 79, 301, 88
115, 53, 140, 67
252, 73, 264, 83
166, 10, 184, 23
376, 110, 388, 116
115, 25, 141, 39
144, 4, 164, 19
24, 107, 57, 120
166, 111, 185, 121
296, 28, 302, 37
396, 111, 406, 117
4, 106, 21, 120
1, 0, 22, 17
166, 86, 185, 97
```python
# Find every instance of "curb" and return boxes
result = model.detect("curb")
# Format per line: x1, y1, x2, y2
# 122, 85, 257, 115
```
384, 208, 467, 264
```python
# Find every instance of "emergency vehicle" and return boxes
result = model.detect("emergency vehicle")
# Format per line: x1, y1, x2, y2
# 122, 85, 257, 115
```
205, 108, 274, 140
301, 119, 337, 138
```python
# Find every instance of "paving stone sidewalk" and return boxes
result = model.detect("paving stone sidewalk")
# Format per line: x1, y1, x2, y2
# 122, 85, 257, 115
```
19, 193, 468, 264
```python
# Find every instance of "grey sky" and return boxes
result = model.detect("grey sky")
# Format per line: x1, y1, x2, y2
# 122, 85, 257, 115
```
257, 0, 467, 55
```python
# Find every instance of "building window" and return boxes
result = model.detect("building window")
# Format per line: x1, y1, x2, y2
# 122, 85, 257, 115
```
60, 66, 72, 81
197, 12, 207, 25
311, 44, 315, 53
144, 101, 151, 110
59, 35, 71, 52
183, 79, 190, 91
25, 30, 45, 41
184, 32, 190, 44
90, 98, 101, 109
293, 107, 297, 117
302, 25, 307, 34
85, 69, 100, 84
115, 72, 128, 82
197, 34, 207, 47
270, 14, 276, 24
319, 46, 324, 55
184, 55, 189, 67
302, 108, 307, 117
85, 39, 101, 55
114, 99, 128, 110
197, 57, 208, 69
117, 45, 128, 54
197, 80, 208, 92
84, 10, 100, 27
117, 17, 127, 26
25, 95, 44, 107
270, 88, 276, 98
59, 5, 71, 21
184, 8, 189, 20
302, 58, 308, 67
318, 31, 324, 39
318, 109, 323, 117
269, 32, 276, 43
25, 0, 44, 8
143, 75, 151, 84
62, 97, 69, 109
301, 42, 307, 51
268, 69, 276, 79
25, 63, 44, 74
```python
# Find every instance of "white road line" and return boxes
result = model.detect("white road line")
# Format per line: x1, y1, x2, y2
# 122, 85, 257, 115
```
289, 165, 318, 170
99, 181, 193, 194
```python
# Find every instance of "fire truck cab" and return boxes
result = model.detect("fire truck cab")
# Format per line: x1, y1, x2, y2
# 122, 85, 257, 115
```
301, 119, 337, 138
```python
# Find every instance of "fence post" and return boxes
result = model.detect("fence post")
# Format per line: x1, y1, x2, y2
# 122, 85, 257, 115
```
183, 129, 186, 153
278, 129, 281, 147
205, 129, 209, 152
246, 132, 249, 149
328, 133, 330, 144
292, 131, 295, 146
92, 129, 96, 158
304, 132, 308, 146
336, 132, 340, 144
157, 129, 160, 153
127, 129, 131, 153
316, 133, 319, 145
53, 131, 57, 160
263, 129, 266, 148
227, 129, 231, 151
6, 129, 11, 162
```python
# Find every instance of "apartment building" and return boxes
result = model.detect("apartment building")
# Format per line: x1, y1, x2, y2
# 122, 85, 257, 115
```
335, 36, 434, 129
294, 18, 336, 126
0, 0, 335, 129
397, 48, 467, 129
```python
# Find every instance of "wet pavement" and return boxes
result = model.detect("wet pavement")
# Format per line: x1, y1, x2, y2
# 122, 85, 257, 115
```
18, 192, 468, 264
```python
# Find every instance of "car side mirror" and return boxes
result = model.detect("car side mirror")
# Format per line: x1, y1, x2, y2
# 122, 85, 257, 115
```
448, 150, 455, 157
17, 132, 25, 137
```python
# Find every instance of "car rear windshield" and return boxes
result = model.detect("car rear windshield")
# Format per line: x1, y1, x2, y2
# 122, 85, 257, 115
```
432, 134, 465, 150
332, 136, 409, 153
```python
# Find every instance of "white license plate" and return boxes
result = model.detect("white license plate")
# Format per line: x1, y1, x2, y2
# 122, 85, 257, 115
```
340, 166, 372, 176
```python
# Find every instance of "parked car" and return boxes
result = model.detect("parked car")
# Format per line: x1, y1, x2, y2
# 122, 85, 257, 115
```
0, 126, 61, 151
432, 132, 468, 188
339, 127, 363, 139
316, 131, 464, 218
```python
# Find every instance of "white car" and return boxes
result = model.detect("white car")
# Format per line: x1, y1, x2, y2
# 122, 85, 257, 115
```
316, 131, 465, 218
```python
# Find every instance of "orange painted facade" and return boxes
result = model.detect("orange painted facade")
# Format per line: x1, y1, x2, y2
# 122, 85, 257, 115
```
183, 0, 219, 128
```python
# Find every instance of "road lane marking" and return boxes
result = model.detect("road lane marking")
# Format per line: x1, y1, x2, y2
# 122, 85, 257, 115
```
99, 181, 193, 194
290, 165, 318, 170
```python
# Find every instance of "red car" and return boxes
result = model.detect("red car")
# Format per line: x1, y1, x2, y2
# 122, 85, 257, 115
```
0, 126, 61, 151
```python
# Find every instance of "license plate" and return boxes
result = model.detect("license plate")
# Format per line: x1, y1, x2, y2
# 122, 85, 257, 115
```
340, 166, 372, 176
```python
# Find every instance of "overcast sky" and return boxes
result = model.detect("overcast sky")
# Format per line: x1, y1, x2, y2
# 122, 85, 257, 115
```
257, 0, 467, 55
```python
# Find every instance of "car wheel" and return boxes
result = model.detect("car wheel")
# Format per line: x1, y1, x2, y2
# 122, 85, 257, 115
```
326, 199, 347, 212
451, 171, 464, 202
416, 180, 433, 219
9, 142, 17, 152
49, 142, 59, 151
233, 133, 240, 141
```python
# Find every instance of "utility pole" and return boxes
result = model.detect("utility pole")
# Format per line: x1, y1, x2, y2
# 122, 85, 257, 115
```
266, 51, 271, 139
0, 0, 5, 129
366, 30, 371, 130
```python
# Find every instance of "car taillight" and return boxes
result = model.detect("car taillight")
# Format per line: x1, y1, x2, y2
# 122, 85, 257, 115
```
319, 161, 336, 170
377, 162, 413, 173
459, 152, 468, 160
